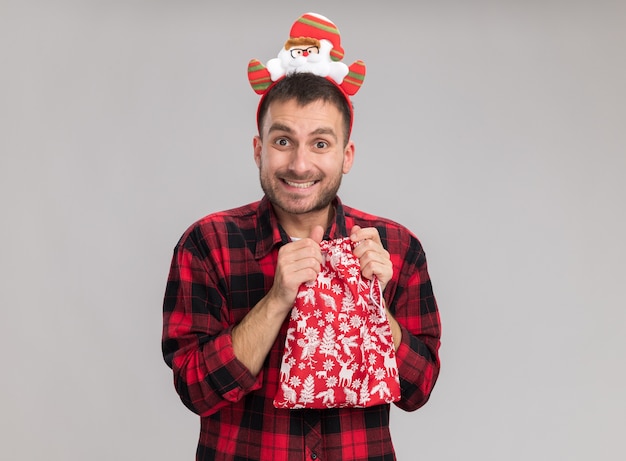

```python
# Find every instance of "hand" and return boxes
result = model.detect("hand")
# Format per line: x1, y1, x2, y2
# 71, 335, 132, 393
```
266, 225, 325, 314
350, 225, 393, 291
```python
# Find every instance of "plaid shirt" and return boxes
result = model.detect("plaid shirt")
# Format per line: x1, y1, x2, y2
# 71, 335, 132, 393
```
162, 196, 441, 461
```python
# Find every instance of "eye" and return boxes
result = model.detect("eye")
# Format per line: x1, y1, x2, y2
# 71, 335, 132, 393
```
274, 137, 290, 147
290, 49, 304, 58
314, 141, 329, 149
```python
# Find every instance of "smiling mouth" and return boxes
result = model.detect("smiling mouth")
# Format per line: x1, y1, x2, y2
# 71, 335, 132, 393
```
283, 179, 317, 189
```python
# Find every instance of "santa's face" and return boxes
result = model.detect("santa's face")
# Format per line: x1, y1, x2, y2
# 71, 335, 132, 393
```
289, 45, 319, 59
253, 98, 354, 219
279, 39, 332, 74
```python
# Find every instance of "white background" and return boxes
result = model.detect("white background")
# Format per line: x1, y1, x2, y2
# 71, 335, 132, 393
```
1, 1, 625, 459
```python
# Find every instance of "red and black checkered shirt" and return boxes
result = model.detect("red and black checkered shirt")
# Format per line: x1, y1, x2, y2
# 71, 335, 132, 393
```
162, 196, 441, 460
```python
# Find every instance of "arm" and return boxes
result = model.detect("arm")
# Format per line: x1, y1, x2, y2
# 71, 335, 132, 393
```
162, 238, 261, 417
232, 226, 324, 375
389, 240, 441, 411
350, 226, 441, 411
162, 226, 324, 416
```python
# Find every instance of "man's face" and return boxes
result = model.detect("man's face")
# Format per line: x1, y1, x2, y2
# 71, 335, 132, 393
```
254, 98, 354, 217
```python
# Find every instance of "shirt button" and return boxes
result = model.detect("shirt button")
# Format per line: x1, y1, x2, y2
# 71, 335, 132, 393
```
311, 453, 318, 460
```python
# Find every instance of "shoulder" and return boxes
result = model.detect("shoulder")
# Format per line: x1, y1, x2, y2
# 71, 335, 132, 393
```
176, 201, 261, 249
342, 203, 425, 256
196, 201, 260, 226
342, 203, 418, 239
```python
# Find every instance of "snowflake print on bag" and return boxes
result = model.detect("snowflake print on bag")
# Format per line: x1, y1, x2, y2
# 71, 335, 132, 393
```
274, 237, 400, 409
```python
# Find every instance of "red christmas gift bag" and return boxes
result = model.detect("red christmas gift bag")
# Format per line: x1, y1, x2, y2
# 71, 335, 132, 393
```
274, 237, 401, 409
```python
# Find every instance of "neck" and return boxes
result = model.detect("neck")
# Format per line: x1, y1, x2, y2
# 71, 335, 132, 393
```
274, 205, 334, 239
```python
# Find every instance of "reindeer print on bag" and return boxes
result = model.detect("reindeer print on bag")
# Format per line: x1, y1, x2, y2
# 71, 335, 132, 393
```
274, 237, 401, 409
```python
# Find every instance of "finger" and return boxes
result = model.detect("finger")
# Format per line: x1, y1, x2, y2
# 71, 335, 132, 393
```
275, 255, 321, 292
351, 238, 386, 262
283, 243, 324, 267
350, 226, 382, 246
352, 238, 393, 287
309, 225, 324, 244
350, 225, 365, 248
358, 246, 390, 271
360, 259, 393, 288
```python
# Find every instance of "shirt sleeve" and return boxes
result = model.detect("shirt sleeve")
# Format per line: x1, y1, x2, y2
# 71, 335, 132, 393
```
162, 230, 263, 417
389, 235, 441, 412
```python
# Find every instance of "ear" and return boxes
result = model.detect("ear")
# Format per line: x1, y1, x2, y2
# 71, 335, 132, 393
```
342, 140, 355, 174
253, 135, 262, 168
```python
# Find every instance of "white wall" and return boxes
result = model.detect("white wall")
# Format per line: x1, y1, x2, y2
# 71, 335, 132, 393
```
1, 1, 624, 459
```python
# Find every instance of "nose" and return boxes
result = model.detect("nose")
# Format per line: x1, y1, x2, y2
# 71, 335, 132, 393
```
303, 51, 309, 57
288, 144, 312, 174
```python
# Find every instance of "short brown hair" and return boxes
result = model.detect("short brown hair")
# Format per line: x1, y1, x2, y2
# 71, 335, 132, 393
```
257, 73, 353, 145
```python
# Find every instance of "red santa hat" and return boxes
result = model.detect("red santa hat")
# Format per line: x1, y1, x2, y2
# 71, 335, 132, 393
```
288, 12, 345, 62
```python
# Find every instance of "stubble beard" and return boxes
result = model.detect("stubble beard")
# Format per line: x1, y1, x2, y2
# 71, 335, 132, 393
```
259, 166, 342, 216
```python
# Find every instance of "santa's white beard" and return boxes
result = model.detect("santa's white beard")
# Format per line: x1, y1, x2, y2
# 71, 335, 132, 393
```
266, 40, 349, 85
281, 51, 330, 77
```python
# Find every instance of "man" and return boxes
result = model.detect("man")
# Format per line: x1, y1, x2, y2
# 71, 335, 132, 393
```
163, 13, 440, 461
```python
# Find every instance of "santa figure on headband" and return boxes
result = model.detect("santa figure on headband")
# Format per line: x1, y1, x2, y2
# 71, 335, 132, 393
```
248, 12, 366, 96
266, 33, 348, 85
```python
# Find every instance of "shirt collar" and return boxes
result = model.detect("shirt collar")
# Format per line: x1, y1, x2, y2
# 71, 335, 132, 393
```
325, 197, 348, 240
253, 196, 349, 260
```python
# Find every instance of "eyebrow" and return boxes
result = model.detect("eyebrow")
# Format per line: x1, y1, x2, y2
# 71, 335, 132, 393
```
268, 123, 293, 134
268, 123, 338, 142
311, 127, 337, 141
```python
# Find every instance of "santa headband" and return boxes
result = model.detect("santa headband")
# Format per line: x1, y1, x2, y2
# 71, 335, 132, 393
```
247, 12, 366, 134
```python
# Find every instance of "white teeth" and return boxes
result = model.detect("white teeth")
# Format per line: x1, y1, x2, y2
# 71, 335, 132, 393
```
285, 180, 315, 189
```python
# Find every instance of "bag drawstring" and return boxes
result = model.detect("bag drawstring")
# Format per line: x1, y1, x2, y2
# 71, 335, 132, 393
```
370, 275, 385, 318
